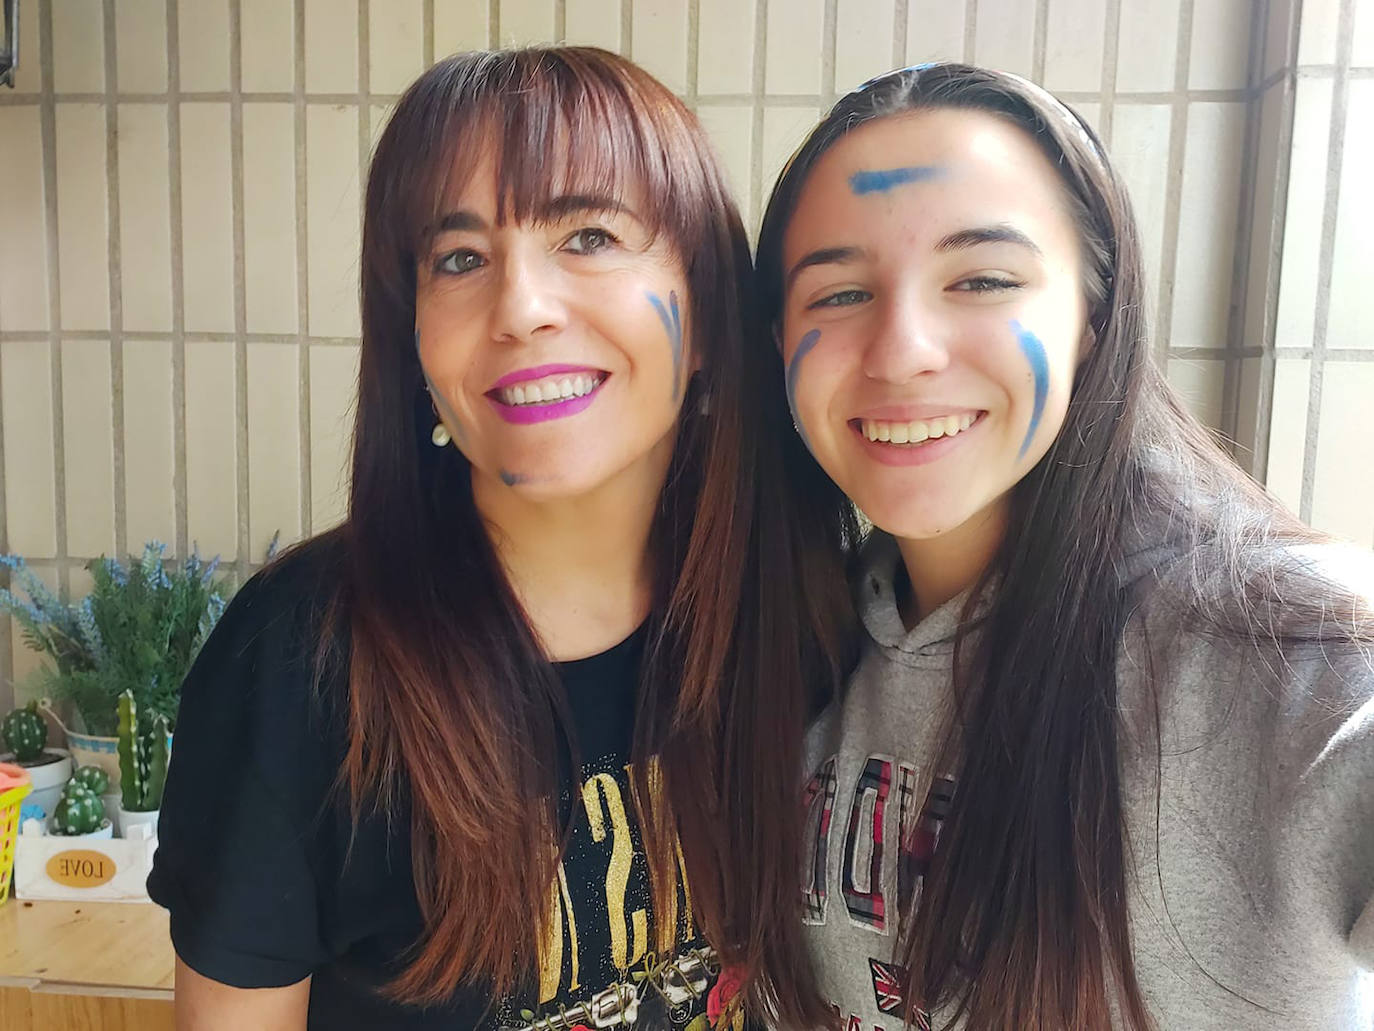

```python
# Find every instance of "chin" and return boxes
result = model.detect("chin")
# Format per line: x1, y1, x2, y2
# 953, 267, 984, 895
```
853, 491, 980, 542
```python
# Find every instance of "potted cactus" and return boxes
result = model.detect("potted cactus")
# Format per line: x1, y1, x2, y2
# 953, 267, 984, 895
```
1, 700, 73, 820
114, 690, 168, 838
51, 778, 112, 838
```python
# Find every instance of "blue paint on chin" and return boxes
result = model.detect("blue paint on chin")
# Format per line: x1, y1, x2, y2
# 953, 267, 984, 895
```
499, 470, 524, 486
848, 165, 944, 195
647, 290, 684, 399
786, 329, 822, 454
1012, 320, 1049, 459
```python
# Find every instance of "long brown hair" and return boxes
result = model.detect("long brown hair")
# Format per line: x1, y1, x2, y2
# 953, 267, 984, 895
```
320, 47, 856, 1018
757, 63, 1369, 1029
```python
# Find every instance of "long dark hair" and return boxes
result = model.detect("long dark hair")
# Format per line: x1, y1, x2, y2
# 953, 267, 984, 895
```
757, 63, 1368, 1029
317, 47, 855, 1018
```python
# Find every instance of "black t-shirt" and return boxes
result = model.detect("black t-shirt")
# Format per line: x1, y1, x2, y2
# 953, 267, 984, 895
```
148, 547, 744, 1030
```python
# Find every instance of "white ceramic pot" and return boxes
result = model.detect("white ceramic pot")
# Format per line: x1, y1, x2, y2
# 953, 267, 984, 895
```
116, 806, 159, 839
0, 748, 72, 821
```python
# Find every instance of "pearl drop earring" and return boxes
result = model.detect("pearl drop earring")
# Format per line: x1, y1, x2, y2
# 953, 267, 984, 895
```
431, 423, 451, 447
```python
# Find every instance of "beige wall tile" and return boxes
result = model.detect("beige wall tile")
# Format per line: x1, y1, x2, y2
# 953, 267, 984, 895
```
1326, 80, 1374, 349
179, 103, 236, 333
52, 0, 105, 93
240, 0, 296, 92
1073, 101, 1102, 135
766, 0, 824, 94
1044, 0, 1106, 93
1296, 0, 1339, 65
117, 104, 173, 332
115, 0, 168, 93
696, 105, 753, 225
1171, 103, 1246, 350
1166, 357, 1226, 429
11, 0, 43, 93
1355, 0, 1374, 67
55, 103, 110, 332
309, 344, 359, 533
247, 343, 301, 556
369, 0, 424, 95
305, 0, 358, 93
184, 340, 238, 557
834, 0, 895, 94
973, 0, 1034, 78
762, 106, 822, 199
1116, 0, 1180, 92
1311, 363, 1374, 545
1264, 357, 1308, 511
370, 101, 394, 154
1188, 0, 1252, 90
1274, 77, 1332, 351
122, 340, 176, 550
500, 0, 556, 47
0, 108, 50, 331
243, 103, 299, 334
564, 0, 622, 50
1, 341, 58, 557
435, 0, 492, 55
697, 0, 753, 93
905, 0, 966, 64
178, 0, 232, 93
60, 339, 116, 559
632, 0, 689, 95
1233, 356, 1264, 467
1108, 104, 1171, 311
306, 105, 361, 338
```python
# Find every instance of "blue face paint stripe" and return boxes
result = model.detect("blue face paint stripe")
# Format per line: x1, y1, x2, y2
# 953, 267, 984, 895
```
786, 329, 822, 454
848, 165, 944, 195
1012, 320, 1049, 459
647, 290, 684, 399
499, 470, 524, 486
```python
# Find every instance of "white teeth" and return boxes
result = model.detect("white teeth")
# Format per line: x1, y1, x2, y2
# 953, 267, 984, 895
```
857, 413, 980, 446
498, 373, 603, 406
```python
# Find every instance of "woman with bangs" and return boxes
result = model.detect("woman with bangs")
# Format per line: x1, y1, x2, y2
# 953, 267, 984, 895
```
756, 64, 1374, 1029
148, 47, 853, 1030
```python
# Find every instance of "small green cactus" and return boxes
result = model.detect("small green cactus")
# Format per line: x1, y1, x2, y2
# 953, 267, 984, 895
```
71, 764, 110, 796
2, 700, 48, 762
53, 782, 106, 835
118, 690, 169, 812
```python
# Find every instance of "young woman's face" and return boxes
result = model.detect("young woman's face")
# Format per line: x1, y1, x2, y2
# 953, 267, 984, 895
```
415, 151, 692, 500
779, 108, 1088, 542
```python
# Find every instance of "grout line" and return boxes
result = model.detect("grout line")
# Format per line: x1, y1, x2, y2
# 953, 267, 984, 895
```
621, 0, 632, 57
423, 0, 434, 65
749, 0, 767, 230
1298, 0, 1355, 523
1099, 0, 1121, 142
554, 0, 566, 43
821, 0, 836, 106
892, 0, 908, 68
686, 0, 699, 109
43, 0, 67, 590
1031, 0, 1048, 84
166, 0, 188, 556
1152, 0, 1194, 361
231, 0, 250, 576
104, 0, 126, 564
963, 0, 976, 63
294, 0, 312, 544
490, 0, 499, 49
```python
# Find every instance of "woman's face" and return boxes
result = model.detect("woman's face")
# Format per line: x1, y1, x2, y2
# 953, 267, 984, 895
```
778, 108, 1088, 542
415, 151, 692, 500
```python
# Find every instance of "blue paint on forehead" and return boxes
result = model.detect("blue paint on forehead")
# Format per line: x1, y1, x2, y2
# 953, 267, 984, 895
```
1012, 320, 1049, 459
848, 165, 945, 195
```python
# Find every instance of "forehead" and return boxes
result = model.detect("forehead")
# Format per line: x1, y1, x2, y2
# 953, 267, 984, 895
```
783, 108, 1076, 259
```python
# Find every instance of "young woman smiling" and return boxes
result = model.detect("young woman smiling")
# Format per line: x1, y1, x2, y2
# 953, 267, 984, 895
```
148, 48, 853, 1030
756, 64, 1374, 1030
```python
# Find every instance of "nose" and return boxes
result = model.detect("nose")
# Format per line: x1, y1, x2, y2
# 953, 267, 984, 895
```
860, 293, 950, 384
489, 244, 567, 343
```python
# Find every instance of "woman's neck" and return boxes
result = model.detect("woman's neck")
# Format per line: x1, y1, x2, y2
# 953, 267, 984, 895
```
471, 442, 673, 662
894, 500, 1009, 629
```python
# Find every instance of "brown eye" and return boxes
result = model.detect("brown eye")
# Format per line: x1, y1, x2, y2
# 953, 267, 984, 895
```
563, 228, 617, 255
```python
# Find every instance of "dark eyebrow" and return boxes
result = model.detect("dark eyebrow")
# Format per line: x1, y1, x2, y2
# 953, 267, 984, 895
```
434, 210, 487, 234
934, 224, 1043, 256
535, 193, 639, 222
785, 246, 869, 291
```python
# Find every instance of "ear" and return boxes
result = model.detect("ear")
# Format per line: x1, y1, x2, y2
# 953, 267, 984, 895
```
1076, 321, 1097, 366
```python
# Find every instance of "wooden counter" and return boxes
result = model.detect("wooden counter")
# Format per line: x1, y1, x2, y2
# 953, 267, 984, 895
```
0, 898, 174, 1030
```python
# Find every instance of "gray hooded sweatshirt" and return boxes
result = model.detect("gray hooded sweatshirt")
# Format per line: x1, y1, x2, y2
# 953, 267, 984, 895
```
801, 526, 1374, 1030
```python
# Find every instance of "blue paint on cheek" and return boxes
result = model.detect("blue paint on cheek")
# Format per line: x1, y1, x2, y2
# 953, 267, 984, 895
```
786, 329, 822, 454
848, 165, 944, 195
647, 290, 684, 399
1012, 320, 1049, 459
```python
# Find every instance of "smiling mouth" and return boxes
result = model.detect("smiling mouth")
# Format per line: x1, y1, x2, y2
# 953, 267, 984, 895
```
851, 411, 985, 444
490, 371, 607, 407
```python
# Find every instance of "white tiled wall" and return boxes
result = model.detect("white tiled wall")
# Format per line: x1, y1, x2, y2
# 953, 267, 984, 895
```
0, 0, 1348, 707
